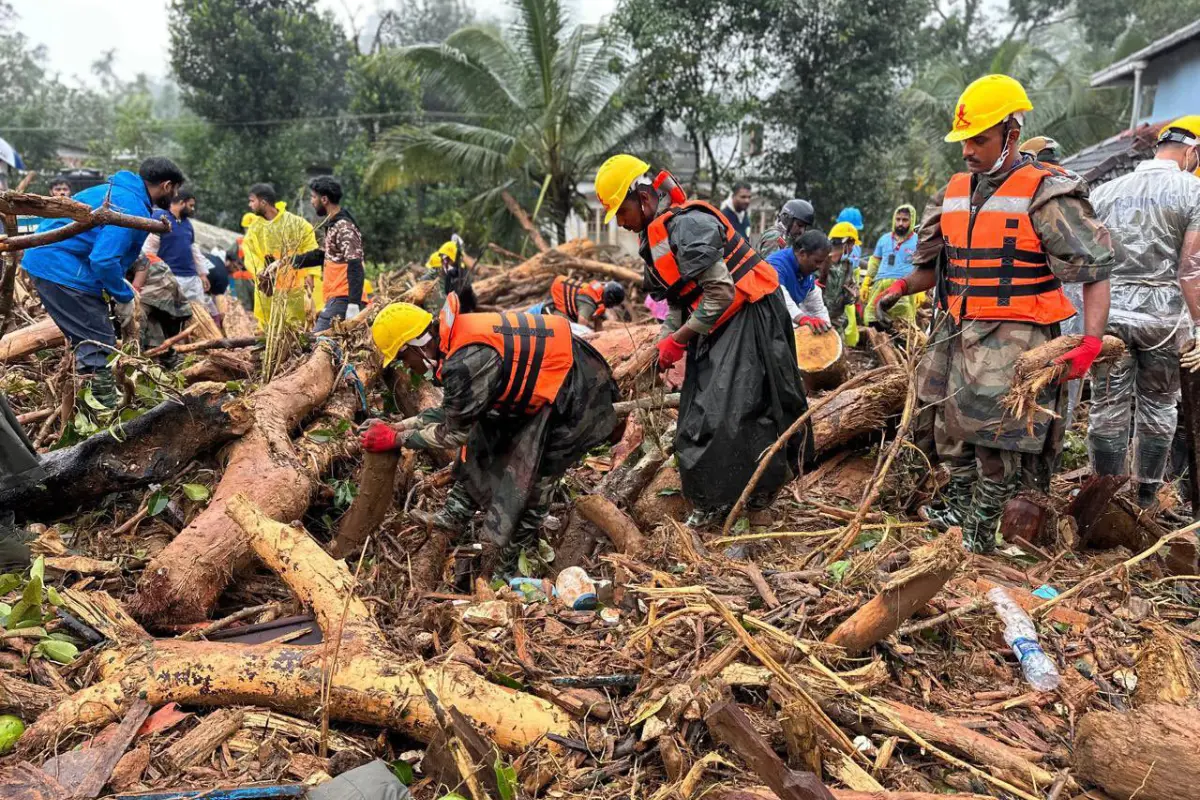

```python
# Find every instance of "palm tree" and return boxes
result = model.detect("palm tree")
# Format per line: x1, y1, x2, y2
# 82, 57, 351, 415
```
367, 0, 644, 244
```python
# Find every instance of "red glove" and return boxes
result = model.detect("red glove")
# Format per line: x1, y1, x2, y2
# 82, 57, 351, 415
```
360, 421, 401, 453
656, 336, 686, 371
874, 278, 909, 314
1054, 335, 1103, 381
797, 316, 831, 333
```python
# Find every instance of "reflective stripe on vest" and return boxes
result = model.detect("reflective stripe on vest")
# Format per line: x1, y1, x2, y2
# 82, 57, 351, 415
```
940, 162, 1076, 324
442, 309, 574, 415
645, 200, 779, 332
550, 275, 605, 321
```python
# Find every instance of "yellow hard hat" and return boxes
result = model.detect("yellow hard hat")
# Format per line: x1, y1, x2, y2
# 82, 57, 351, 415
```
241, 212, 259, 229
595, 154, 650, 224
828, 221, 860, 244
371, 302, 433, 365
426, 241, 458, 269
1160, 116, 1200, 145
945, 75, 1033, 143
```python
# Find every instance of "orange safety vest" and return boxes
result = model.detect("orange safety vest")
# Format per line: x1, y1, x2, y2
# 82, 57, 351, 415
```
438, 294, 574, 415
323, 260, 349, 299
941, 162, 1076, 324
645, 200, 778, 332
550, 275, 606, 321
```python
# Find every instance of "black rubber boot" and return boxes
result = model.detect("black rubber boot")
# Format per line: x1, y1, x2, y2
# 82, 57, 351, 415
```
918, 475, 973, 531
87, 368, 120, 410
1090, 446, 1127, 477
494, 505, 546, 581
1137, 482, 1161, 509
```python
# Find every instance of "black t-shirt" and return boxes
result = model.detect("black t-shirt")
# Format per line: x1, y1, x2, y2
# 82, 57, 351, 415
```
204, 253, 229, 295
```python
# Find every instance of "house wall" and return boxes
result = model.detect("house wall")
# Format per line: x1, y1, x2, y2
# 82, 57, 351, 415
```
1146, 39, 1200, 122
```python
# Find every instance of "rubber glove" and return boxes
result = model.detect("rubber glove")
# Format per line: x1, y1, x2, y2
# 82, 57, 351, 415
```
656, 336, 686, 371
859, 276, 873, 305
874, 278, 908, 315
797, 316, 831, 333
1181, 325, 1200, 373
1053, 335, 1103, 381
360, 421, 402, 453
345, 303, 361, 321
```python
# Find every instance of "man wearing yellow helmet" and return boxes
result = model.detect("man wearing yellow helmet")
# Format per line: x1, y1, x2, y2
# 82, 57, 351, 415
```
874, 74, 1114, 553
824, 222, 861, 332
361, 293, 618, 581
594, 154, 812, 528
418, 234, 473, 315
1086, 116, 1200, 509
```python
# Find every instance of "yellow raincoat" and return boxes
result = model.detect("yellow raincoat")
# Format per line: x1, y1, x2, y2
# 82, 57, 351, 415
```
242, 205, 321, 327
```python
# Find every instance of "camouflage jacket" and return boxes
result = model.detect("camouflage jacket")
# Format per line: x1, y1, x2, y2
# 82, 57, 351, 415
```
403, 345, 504, 452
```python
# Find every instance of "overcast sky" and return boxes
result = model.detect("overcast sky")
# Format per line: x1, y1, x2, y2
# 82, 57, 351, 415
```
12, 0, 615, 86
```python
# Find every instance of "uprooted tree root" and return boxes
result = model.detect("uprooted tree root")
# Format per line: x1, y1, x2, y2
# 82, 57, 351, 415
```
1002, 334, 1125, 433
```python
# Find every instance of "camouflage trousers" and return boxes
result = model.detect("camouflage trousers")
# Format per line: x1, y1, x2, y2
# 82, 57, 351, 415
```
436, 476, 558, 576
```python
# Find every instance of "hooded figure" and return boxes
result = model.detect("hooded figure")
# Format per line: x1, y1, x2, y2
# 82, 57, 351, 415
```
862, 203, 919, 327
362, 293, 618, 579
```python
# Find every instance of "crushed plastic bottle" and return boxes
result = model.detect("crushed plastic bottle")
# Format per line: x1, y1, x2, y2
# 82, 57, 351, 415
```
986, 587, 1061, 691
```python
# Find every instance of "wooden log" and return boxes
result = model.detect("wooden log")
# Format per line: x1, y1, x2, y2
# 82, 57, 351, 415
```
144, 322, 200, 356
472, 240, 595, 305
0, 317, 64, 363
128, 345, 344, 625
705, 698, 836, 800
825, 528, 964, 656
1074, 704, 1200, 800
22, 497, 572, 757
573, 494, 649, 558
0, 671, 64, 717
715, 785, 997, 800
164, 708, 244, 770
1067, 474, 1198, 575
188, 300, 224, 340
768, 685, 822, 776
41, 698, 150, 799
864, 328, 901, 367
795, 327, 849, 393
174, 336, 260, 354
0, 385, 251, 520
811, 368, 908, 457
1132, 629, 1196, 707
329, 450, 403, 559
826, 697, 1055, 791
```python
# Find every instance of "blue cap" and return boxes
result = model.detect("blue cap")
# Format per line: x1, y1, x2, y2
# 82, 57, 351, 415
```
836, 207, 864, 231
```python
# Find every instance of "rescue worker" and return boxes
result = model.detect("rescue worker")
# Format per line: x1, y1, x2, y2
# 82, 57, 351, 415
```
142, 188, 216, 314
230, 213, 259, 311
361, 293, 618, 577
242, 183, 320, 328
541, 275, 626, 331
293, 176, 365, 332
875, 74, 1113, 552
1087, 116, 1200, 508
420, 236, 474, 315
756, 198, 816, 258
766, 230, 834, 331
126, 253, 192, 351
595, 154, 812, 527
862, 203, 919, 328
836, 207, 866, 279
824, 221, 861, 331
21, 157, 184, 407
1018, 136, 1062, 165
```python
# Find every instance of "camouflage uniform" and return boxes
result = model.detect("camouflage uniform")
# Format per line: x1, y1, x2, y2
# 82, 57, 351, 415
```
755, 222, 788, 259
126, 256, 192, 348
912, 157, 1113, 550
822, 256, 857, 327
401, 337, 618, 576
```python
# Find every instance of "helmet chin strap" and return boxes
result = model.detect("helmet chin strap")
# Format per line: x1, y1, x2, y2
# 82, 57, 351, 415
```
987, 113, 1024, 175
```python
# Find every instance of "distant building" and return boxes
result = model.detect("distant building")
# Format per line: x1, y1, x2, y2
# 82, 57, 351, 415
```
1062, 18, 1200, 185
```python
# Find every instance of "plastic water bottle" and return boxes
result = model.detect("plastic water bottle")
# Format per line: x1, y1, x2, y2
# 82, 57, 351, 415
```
986, 587, 1061, 691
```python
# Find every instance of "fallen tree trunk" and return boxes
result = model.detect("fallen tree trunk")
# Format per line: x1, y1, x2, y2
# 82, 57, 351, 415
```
129, 343, 345, 625
826, 528, 964, 656
0, 316, 64, 363
21, 495, 573, 757
0, 385, 251, 520
1074, 704, 1200, 800
1067, 474, 1198, 575
329, 450, 404, 559
811, 368, 908, 456
473, 240, 595, 305
573, 494, 649, 558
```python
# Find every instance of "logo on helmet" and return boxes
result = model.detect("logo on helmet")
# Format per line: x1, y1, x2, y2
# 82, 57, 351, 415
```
955, 103, 970, 129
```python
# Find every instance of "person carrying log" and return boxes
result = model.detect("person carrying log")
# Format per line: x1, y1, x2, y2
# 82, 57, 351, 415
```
874, 74, 1113, 552
538, 275, 627, 332
1087, 116, 1200, 509
595, 154, 812, 528
360, 292, 618, 577
20, 157, 186, 407
766, 230, 834, 332
292, 176, 366, 332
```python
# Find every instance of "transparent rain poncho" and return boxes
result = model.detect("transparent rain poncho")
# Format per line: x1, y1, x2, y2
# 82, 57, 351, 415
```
1086, 159, 1200, 482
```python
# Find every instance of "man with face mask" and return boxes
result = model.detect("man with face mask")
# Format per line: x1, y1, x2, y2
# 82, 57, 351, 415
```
874, 75, 1113, 552
292, 176, 365, 332
142, 188, 214, 312
21, 157, 185, 407
1087, 117, 1200, 509
360, 293, 618, 579
862, 203, 919, 328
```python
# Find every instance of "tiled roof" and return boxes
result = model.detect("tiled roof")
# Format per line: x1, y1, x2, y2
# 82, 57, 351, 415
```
1059, 121, 1168, 185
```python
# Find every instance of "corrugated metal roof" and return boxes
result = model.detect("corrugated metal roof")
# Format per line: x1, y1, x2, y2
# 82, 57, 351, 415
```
1091, 18, 1200, 86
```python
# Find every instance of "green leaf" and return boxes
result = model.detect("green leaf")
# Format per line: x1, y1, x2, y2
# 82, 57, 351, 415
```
0, 573, 22, 595
33, 639, 78, 665
537, 538, 555, 563
517, 550, 532, 578
826, 559, 852, 584
72, 410, 98, 437
494, 757, 517, 800
147, 490, 170, 517
0, 602, 11, 621
45, 587, 64, 607
388, 759, 414, 785
307, 429, 334, 444
82, 385, 108, 411
47, 632, 80, 645
224, 380, 244, 393
181, 483, 210, 502
29, 556, 44, 584
733, 517, 750, 533
488, 670, 525, 691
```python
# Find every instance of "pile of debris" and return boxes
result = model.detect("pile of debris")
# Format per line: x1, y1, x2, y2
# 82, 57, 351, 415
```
2, 226, 1199, 800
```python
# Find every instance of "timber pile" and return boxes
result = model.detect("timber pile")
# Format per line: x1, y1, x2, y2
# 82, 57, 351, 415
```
3, 227, 1200, 800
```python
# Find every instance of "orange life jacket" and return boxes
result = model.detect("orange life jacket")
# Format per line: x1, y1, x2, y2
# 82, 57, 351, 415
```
550, 275, 606, 321
645, 200, 778, 332
941, 162, 1076, 324
438, 294, 574, 416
